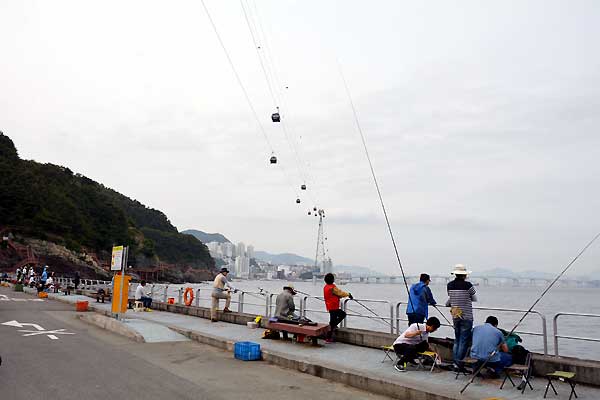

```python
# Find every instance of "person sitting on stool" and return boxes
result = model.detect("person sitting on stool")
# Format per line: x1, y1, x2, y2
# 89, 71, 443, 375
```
135, 280, 152, 310
470, 315, 513, 377
393, 317, 441, 372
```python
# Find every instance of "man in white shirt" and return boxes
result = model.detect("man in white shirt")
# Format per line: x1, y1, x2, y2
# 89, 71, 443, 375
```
135, 280, 152, 310
393, 316, 441, 372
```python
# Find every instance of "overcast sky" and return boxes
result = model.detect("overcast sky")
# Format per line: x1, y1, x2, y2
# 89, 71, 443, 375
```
2, 1, 599, 276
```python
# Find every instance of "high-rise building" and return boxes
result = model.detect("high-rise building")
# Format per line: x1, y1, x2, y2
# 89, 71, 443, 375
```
236, 242, 246, 258
221, 242, 234, 258
235, 255, 250, 278
246, 245, 254, 260
321, 257, 333, 274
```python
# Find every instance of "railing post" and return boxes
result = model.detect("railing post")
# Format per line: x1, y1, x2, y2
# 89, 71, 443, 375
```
163, 285, 169, 303
389, 301, 394, 334
553, 314, 560, 357
177, 287, 183, 304
238, 292, 244, 313
149, 284, 154, 299
540, 313, 548, 355
341, 299, 348, 328
195, 289, 201, 307
302, 296, 307, 318
396, 302, 401, 334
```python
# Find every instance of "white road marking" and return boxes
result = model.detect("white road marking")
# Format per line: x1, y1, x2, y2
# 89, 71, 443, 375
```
2, 320, 75, 340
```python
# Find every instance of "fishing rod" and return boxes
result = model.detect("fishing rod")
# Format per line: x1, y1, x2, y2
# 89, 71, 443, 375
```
337, 62, 422, 337
460, 231, 600, 394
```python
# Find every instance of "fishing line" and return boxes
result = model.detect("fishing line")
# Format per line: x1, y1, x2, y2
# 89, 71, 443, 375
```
337, 61, 421, 335
293, 289, 383, 321
460, 230, 600, 394
432, 304, 452, 326
351, 298, 394, 329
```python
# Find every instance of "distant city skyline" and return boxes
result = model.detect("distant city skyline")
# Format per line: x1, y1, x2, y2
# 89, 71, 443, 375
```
2, 1, 599, 276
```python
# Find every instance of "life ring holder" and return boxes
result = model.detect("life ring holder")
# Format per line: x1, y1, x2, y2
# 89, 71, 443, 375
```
183, 287, 194, 306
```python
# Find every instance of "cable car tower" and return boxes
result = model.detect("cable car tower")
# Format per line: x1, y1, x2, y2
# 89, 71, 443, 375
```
313, 209, 332, 274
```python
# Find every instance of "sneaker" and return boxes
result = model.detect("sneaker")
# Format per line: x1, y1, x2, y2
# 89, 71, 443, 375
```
394, 362, 407, 372
223, 308, 232, 313
211, 319, 218, 323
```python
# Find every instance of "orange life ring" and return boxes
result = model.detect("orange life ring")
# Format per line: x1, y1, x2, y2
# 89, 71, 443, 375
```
183, 287, 194, 306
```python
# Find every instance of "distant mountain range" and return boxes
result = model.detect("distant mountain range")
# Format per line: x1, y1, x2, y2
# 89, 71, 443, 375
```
181, 229, 231, 244
253, 251, 313, 265
472, 267, 599, 280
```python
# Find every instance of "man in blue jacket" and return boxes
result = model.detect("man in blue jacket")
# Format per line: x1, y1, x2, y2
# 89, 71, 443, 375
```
406, 273, 437, 325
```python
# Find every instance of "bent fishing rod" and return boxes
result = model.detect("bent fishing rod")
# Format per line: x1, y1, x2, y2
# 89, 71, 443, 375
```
460, 230, 600, 394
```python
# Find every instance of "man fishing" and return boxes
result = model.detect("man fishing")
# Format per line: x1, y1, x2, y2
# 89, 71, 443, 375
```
393, 316, 441, 372
211, 267, 237, 322
446, 264, 477, 371
470, 316, 513, 377
323, 273, 353, 343
275, 284, 298, 319
406, 273, 437, 325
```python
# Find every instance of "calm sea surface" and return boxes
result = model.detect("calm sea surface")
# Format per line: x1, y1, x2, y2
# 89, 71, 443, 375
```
154, 280, 600, 360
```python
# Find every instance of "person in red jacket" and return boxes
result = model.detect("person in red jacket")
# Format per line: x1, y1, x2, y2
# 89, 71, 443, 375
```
323, 273, 353, 343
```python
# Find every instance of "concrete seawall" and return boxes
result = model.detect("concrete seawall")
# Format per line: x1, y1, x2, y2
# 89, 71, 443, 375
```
149, 300, 600, 387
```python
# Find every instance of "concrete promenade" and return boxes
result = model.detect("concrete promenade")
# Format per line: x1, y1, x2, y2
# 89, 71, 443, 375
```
34, 288, 600, 400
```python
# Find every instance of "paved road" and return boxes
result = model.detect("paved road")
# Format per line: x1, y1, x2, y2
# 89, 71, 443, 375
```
0, 287, 391, 400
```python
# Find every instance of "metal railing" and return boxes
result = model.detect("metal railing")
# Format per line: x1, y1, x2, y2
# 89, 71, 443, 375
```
50, 278, 600, 358
395, 302, 549, 355
553, 312, 600, 356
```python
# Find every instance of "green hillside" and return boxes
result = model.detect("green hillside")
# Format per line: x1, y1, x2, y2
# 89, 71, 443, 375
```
0, 132, 215, 273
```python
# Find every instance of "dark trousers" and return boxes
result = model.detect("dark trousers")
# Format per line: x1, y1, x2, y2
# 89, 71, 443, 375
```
453, 319, 473, 365
327, 309, 347, 338
407, 313, 426, 325
141, 296, 152, 308
394, 341, 429, 364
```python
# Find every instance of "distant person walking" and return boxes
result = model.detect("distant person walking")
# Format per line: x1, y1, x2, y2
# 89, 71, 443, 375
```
211, 267, 236, 322
446, 264, 477, 371
73, 271, 80, 290
323, 273, 353, 343
40, 266, 48, 287
406, 273, 437, 325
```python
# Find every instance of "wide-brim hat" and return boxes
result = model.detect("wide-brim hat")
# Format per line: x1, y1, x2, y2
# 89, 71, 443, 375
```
220, 267, 229, 273
283, 284, 297, 295
451, 264, 472, 275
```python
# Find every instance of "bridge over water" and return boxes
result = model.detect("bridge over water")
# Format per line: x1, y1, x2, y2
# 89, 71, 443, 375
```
345, 275, 599, 288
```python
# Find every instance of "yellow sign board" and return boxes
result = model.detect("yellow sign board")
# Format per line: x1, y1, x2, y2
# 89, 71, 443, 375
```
111, 245, 124, 271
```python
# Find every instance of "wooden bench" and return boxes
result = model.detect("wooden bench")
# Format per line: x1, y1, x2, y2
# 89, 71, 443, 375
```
266, 321, 330, 346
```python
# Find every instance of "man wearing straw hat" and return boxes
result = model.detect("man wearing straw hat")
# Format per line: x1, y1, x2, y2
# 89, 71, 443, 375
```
446, 264, 477, 371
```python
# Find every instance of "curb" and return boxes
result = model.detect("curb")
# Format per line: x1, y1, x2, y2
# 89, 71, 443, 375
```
76, 313, 145, 343
169, 326, 458, 400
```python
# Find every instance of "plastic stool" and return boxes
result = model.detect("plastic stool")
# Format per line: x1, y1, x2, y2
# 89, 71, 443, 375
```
133, 301, 144, 312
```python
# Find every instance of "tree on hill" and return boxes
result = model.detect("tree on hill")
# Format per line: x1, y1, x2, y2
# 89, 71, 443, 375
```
0, 131, 215, 275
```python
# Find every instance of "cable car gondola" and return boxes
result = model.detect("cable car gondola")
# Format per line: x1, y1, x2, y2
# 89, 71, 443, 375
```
301, 184, 306, 190
271, 112, 280, 122
313, 207, 317, 211
270, 155, 277, 164
308, 211, 312, 215
296, 198, 301, 204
